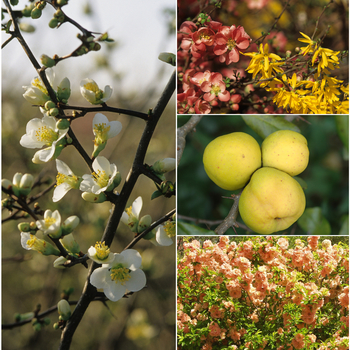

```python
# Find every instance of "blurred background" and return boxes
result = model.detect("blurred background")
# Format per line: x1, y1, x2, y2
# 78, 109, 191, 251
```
177, 115, 349, 235
2, 0, 176, 349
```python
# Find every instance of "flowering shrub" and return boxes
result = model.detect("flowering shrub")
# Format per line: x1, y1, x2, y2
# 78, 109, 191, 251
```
177, 0, 349, 114
177, 236, 349, 350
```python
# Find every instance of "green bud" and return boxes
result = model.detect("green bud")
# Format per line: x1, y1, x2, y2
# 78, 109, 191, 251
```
30, 221, 37, 230
49, 108, 59, 117
18, 222, 31, 232
57, 0, 69, 5
81, 192, 107, 203
31, 7, 42, 19
90, 43, 101, 51
41, 54, 56, 68
54, 9, 64, 22
56, 119, 70, 130
33, 322, 42, 331
2, 198, 13, 210
1, 178, 12, 191
57, 77, 71, 102
138, 215, 152, 233
36, 1, 46, 10
152, 158, 176, 174
49, 18, 59, 28
158, 52, 176, 66
44, 101, 55, 110
53, 322, 59, 330
10, 0, 19, 5
43, 318, 51, 325
22, 4, 35, 17
19, 23, 35, 33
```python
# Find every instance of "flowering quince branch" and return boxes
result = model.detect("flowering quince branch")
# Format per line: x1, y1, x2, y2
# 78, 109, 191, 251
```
58, 70, 176, 349
2, 2, 176, 349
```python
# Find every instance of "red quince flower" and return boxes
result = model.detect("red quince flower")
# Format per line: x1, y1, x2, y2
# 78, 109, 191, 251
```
195, 99, 211, 114
230, 94, 242, 111
214, 25, 251, 64
192, 27, 215, 46
200, 72, 230, 102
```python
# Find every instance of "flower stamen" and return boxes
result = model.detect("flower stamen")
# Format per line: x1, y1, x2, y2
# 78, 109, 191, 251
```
110, 263, 131, 285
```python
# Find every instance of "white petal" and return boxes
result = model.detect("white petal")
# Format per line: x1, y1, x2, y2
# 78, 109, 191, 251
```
90, 266, 110, 289
79, 176, 95, 191
120, 249, 142, 270
104, 281, 126, 302
132, 197, 143, 218
107, 121, 122, 138
92, 156, 110, 174
53, 183, 72, 202
156, 226, 173, 246
125, 269, 147, 292
42, 115, 58, 130
102, 85, 113, 101
121, 211, 129, 225
20, 133, 44, 149
37, 147, 55, 162
56, 159, 74, 176
93, 113, 109, 126
20, 232, 32, 250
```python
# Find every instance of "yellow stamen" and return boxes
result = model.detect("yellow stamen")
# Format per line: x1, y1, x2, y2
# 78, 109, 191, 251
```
110, 263, 131, 285
35, 126, 59, 145
164, 221, 175, 237
92, 170, 110, 188
94, 241, 110, 260
45, 217, 56, 227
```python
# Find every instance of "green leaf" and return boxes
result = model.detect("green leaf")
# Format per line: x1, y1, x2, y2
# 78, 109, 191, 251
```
151, 190, 162, 200
177, 221, 215, 235
339, 215, 349, 235
335, 115, 349, 150
297, 207, 331, 235
241, 115, 301, 139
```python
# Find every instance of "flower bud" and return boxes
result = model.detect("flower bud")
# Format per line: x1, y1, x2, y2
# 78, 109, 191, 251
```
57, 299, 71, 321
49, 108, 59, 117
138, 215, 152, 233
54, 9, 64, 22
92, 142, 106, 158
56, 119, 70, 130
49, 18, 59, 28
57, 0, 69, 5
1, 178, 12, 191
57, 77, 71, 102
36, 1, 46, 10
12, 173, 22, 187
81, 192, 107, 203
152, 158, 176, 174
44, 100, 56, 110
158, 52, 176, 66
60, 233, 80, 255
31, 7, 42, 19
18, 222, 31, 232
19, 23, 35, 33
53, 256, 68, 269
10, 0, 19, 5
22, 4, 35, 17
41, 54, 56, 68
61, 215, 80, 236
19, 173, 34, 196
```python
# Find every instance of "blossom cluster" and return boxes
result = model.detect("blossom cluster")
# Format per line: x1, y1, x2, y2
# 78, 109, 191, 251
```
177, 18, 251, 114
177, 236, 349, 350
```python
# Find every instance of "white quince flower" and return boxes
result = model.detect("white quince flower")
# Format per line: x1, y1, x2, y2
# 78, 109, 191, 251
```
53, 159, 81, 202
79, 156, 118, 194
36, 209, 62, 238
20, 232, 60, 256
121, 196, 143, 232
80, 78, 112, 104
154, 221, 175, 246
87, 241, 115, 264
90, 249, 147, 302
20, 115, 69, 163
93, 113, 122, 144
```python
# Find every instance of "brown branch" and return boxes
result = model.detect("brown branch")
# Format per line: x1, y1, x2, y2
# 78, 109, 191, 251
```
177, 115, 203, 166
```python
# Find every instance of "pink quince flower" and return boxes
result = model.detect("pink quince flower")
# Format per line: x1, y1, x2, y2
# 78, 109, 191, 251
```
200, 72, 230, 102
230, 94, 242, 111
192, 27, 215, 46
214, 25, 251, 64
